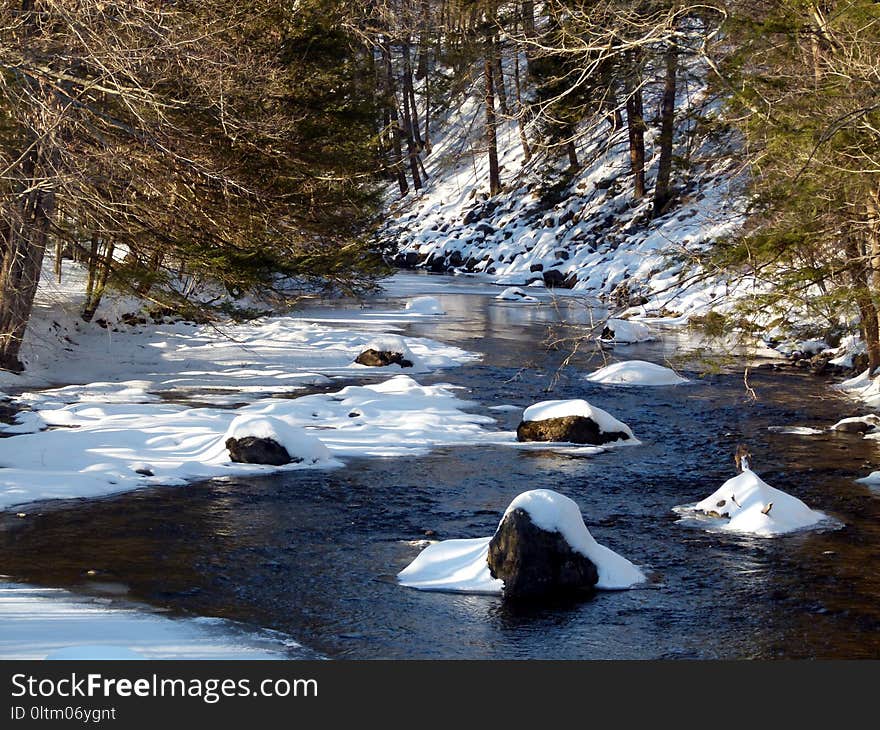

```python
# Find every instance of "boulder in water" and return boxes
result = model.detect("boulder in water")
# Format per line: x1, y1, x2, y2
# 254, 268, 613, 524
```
225, 436, 292, 465
516, 399, 633, 445
354, 349, 413, 368
487, 507, 599, 599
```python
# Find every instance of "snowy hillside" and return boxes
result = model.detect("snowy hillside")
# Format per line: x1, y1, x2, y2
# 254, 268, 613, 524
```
378, 58, 751, 319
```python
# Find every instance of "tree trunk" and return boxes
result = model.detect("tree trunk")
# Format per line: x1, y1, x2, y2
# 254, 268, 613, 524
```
522, 1, 535, 37
844, 230, 880, 373
382, 37, 408, 196
652, 43, 678, 217
0, 145, 55, 371
484, 51, 501, 196
81, 241, 115, 323
625, 55, 646, 200
512, 47, 531, 162
566, 139, 579, 171
493, 36, 509, 116
54, 239, 62, 282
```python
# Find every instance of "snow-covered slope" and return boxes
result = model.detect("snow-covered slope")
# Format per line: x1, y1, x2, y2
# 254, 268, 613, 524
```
378, 57, 747, 320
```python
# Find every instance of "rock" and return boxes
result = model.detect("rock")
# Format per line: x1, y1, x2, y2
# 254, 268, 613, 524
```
529, 263, 544, 272
225, 436, 292, 465
447, 250, 464, 268
402, 251, 421, 268
516, 415, 630, 445
354, 349, 413, 368
475, 222, 494, 236
487, 508, 599, 599
852, 353, 869, 373
542, 269, 566, 288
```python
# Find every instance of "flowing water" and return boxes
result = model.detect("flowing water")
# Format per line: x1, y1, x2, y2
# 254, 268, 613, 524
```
3, 274, 880, 659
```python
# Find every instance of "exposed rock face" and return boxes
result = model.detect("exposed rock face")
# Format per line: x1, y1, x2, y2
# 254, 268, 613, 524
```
516, 415, 630, 445
354, 349, 413, 368
487, 508, 599, 599
226, 436, 293, 465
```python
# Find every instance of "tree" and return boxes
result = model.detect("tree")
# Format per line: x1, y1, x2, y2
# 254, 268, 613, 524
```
708, 0, 880, 368
0, 0, 382, 371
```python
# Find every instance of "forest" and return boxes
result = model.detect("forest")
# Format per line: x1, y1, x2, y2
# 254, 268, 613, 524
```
2, 0, 878, 371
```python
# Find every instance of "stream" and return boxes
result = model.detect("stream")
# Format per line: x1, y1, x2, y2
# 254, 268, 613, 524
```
3, 273, 880, 659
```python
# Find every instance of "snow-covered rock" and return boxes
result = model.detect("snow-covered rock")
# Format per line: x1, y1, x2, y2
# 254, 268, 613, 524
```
405, 296, 446, 315
355, 334, 417, 369
0, 411, 48, 435
831, 414, 880, 434
495, 286, 538, 302
675, 468, 830, 537
223, 415, 331, 465
600, 319, 657, 344
397, 489, 645, 594
586, 360, 688, 386
517, 399, 635, 444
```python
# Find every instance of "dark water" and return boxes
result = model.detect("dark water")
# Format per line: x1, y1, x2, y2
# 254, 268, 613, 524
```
3, 275, 880, 659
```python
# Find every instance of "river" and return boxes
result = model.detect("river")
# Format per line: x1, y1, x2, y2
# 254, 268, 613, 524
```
3, 273, 880, 659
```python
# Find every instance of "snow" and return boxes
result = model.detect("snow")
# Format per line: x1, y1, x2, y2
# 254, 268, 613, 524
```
521, 399, 635, 440
223, 415, 332, 464
405, 296, 446, 315
601, 319, 657, 344
397, 538, 502, 594
0, 410, 47, 434
495, 286, 538, 302
827, 333, 865, 369
831, 414, 880, 432
585, 360, 688, 386
0, 582, 304, 660
675, 469, 831, 537
767, 425, 825, 436
378, 52, 748, 322
0, 256, 478, 400
398, 489, 646, 593
835, 370, 880, 409
0, 375, 494, 510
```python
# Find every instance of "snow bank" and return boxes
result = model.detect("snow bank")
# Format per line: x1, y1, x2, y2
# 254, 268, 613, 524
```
223, 415, 332, 464
405, 296, 446, 315
835, 370, 880, 409
585, 360, 688, 386
398, 489, 645, 594
2, 255, 478, 398
0, 582, 302, 660
675, 469, 830, 537
601, 319, 657, 344
522, 399, 634, 439
0, 375, 494, 510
